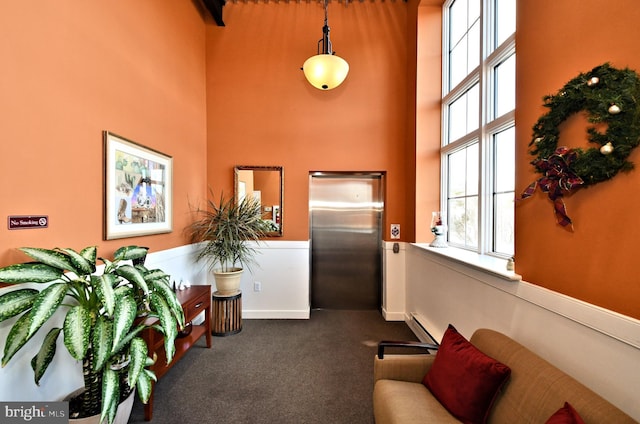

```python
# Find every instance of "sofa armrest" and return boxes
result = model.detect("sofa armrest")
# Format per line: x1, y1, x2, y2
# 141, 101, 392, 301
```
377, 340, 439, 359
374, 354, 437, 384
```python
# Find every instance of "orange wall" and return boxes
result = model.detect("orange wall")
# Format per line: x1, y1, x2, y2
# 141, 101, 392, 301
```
515, 0, 640, 318
205, 1, 414, 241
1, 0, 637, 319
0, 2, 208, 266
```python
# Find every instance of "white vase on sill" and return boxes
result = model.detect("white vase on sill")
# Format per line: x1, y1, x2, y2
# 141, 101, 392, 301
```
429, 225, 447, 248
429, 211, 447, 248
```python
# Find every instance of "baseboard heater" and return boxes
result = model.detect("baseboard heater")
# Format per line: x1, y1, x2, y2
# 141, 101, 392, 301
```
408, 312, 439, 345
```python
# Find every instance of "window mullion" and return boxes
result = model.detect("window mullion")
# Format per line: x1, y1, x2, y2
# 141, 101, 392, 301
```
477, 0, 489, 254
478, 70, 489, 255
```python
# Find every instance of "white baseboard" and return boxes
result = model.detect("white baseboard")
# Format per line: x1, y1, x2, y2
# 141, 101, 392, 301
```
243, 309, 310, 319
381, 308, 405, 321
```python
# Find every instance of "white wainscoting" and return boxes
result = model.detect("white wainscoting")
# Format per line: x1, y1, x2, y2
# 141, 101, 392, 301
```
152, 241, 311, 319
405, 243, 640, 421
382, 241, 406, 321
239, 241, 310, 319
145, 243, 209, 288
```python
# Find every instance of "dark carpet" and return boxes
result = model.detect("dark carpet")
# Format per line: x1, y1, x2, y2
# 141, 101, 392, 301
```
128, 309, 417, 424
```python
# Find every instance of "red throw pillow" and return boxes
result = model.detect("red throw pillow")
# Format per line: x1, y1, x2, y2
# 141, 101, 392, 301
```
422, 325, 511, 424
545, 402, 586, 424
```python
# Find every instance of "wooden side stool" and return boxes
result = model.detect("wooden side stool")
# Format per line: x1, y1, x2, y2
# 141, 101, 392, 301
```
212, 290, 242, 336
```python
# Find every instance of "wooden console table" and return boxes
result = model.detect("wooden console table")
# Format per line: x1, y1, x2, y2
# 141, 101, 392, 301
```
143, 284, 212, 420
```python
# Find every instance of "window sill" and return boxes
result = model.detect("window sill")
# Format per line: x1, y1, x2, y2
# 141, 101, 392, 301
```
412, 243, 522, 282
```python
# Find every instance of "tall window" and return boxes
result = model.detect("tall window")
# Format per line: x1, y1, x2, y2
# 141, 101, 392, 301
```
441, 0, 515, 257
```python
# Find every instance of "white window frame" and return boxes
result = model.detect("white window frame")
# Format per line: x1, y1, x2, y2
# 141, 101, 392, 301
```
440, 0, 516, 258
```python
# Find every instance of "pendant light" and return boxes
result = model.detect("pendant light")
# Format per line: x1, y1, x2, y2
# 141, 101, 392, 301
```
302, 0, 349, 90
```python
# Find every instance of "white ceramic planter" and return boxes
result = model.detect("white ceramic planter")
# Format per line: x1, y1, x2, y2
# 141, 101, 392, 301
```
213, 268, 243, 295
66, 389, 135, 424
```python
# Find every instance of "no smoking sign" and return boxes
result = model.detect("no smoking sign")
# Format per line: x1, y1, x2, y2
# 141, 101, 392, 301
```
8, 215, 49, 230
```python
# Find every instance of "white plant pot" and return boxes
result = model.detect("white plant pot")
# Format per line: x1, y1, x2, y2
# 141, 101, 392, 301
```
213, 268, 243, 295
66, 388, 135, 424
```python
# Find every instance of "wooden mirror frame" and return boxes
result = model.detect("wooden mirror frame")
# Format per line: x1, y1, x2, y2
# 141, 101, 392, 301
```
234, 165, 284, 237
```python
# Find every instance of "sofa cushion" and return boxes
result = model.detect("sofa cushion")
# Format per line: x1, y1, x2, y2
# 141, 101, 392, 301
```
373, 379, 460, 424
545, 402, 585, 424
422, 325, 511, 424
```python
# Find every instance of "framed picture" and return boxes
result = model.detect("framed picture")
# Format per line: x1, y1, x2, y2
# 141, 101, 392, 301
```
103, 131, 173, 240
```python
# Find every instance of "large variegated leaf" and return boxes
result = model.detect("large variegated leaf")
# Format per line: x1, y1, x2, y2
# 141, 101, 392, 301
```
59, 248, 93, 275
100, 366, 119, 424
62, 305, 91, 360
133, 264, 148, 273
111, 322, 146, 355
92, 316, 113, 372
113, 285, 134, 298
101, 258, 114, 271
143, 269, 170, 283
151, 280, 185, 326
2, 312, 32, 366
127, 337, 148, 388
19, 247, 77, 273
0, 263, 63, 284
92, 274, 116, 317
111, 295, 136, 351
114, 265, 148, 296
31, 327, 61, 385
113, 246, 148, 261
79, 246, 97, 273
149, 293, 177, 363
27, 283, 68, 339
0, 288, 38, 322
136, 369, 156, 404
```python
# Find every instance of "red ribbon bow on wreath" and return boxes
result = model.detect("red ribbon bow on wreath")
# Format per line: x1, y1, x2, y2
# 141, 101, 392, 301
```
521, 146, 585, 228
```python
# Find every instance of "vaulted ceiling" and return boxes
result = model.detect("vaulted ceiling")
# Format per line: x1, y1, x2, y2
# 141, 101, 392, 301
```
201, 0, 226, 26
200, 0, 409, 26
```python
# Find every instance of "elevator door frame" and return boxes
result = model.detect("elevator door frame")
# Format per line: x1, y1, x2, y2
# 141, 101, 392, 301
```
309, 171, 385, 310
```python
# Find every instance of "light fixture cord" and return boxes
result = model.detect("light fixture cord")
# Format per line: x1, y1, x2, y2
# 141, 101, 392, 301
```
319, 0, 333, 55
324, 0, 329, 24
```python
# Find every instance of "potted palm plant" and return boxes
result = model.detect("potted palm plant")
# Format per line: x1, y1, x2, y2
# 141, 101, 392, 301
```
0, 245, 185, 424
187, 191, 267, 294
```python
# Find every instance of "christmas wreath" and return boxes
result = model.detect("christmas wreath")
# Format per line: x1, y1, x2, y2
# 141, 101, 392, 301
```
521, 63, 640, 228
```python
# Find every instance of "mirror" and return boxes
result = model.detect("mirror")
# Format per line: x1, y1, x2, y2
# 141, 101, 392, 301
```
234, 165, 284, 237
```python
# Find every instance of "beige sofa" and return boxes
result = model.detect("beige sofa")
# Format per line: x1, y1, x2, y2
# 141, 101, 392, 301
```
373, 328, 637, 423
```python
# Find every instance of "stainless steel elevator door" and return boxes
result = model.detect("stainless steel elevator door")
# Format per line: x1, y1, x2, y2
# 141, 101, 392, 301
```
310, 173, 383, 310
